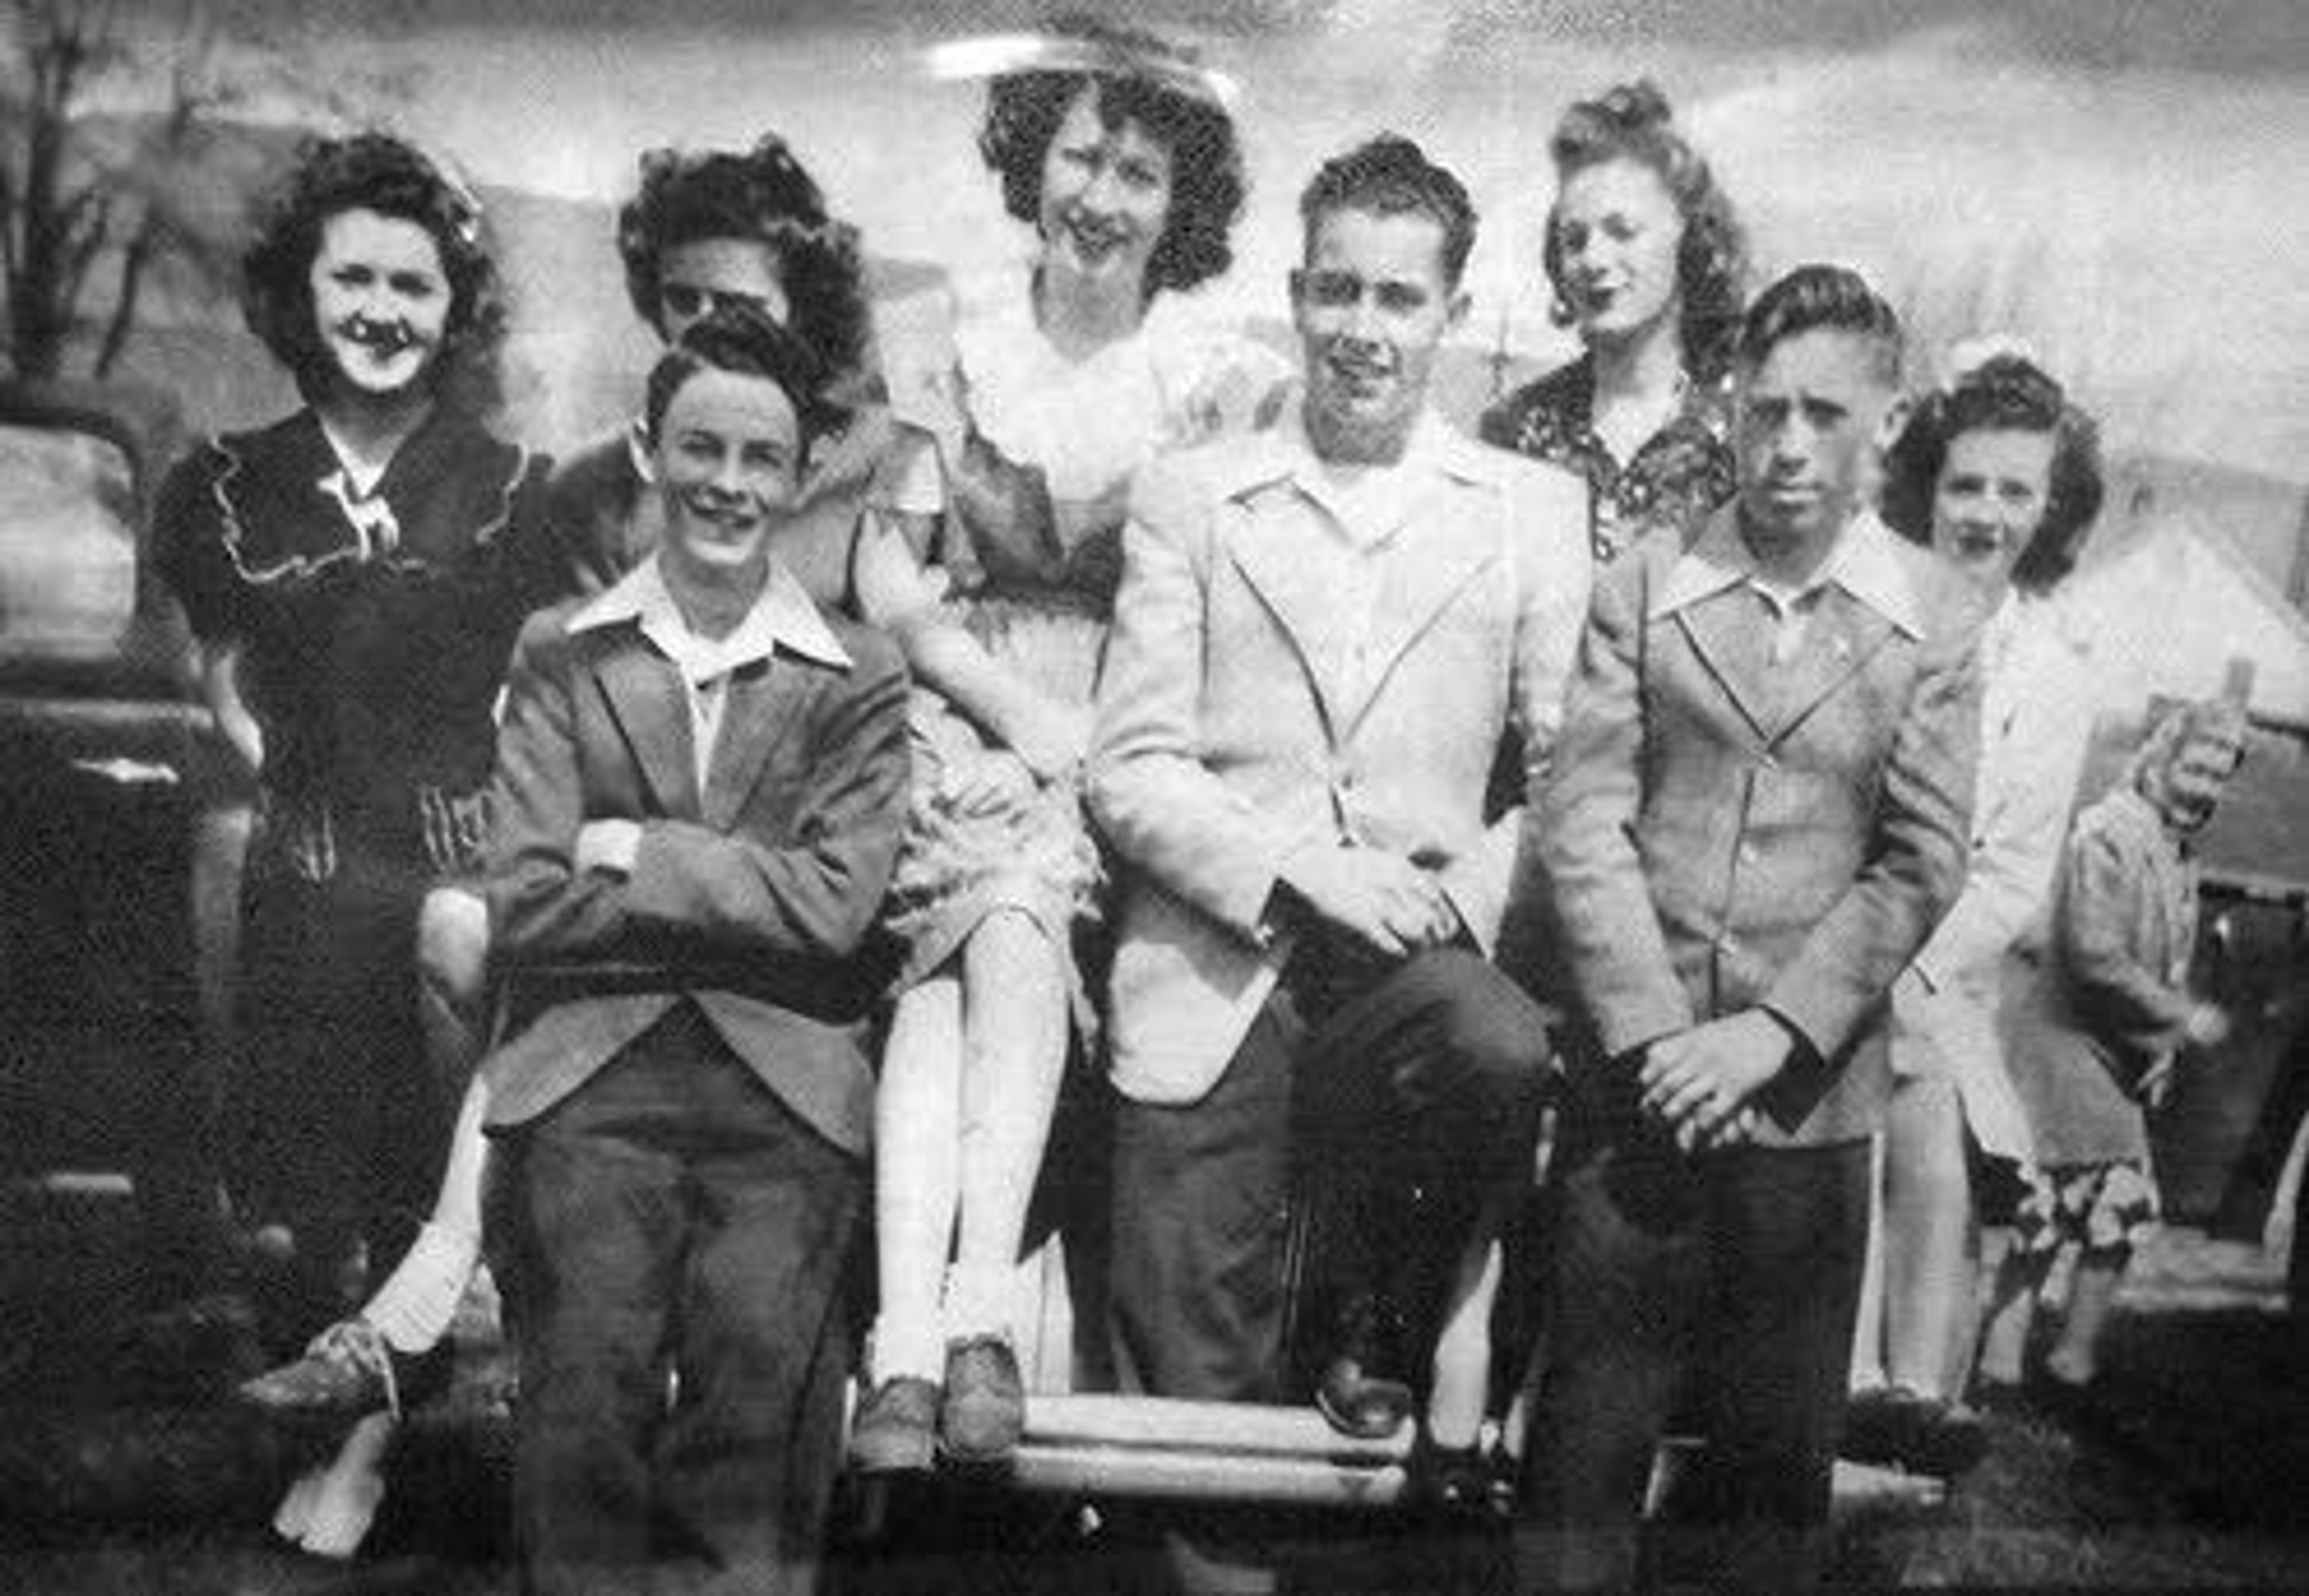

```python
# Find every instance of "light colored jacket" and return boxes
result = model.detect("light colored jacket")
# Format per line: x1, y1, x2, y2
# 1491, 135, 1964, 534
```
1533, 506, 1983, 1146
1090, 410, 1591, 1104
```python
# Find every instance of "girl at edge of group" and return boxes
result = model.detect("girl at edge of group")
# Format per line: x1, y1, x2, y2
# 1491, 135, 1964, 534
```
153, 131, 562, 1554
1978, 699, 2246, 1404
235, 134, 883, 1544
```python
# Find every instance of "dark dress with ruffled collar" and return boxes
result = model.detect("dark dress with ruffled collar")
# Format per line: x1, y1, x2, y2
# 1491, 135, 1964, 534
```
154, 402, 560, 1338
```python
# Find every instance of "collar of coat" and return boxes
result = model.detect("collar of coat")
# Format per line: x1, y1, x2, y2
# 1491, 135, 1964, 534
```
1204, 403, 1503, 509
1651, 503, 1927, 640
565, 550, 851, 679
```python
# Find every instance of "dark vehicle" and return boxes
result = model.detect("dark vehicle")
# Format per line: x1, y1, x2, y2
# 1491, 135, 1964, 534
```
0, 379, 245, 1301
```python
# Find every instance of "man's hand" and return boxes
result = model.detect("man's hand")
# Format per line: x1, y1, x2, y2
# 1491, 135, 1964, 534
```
1639, 1009, 1797, 1153
1279, 846, 1457, 959
573, 818, 642, 877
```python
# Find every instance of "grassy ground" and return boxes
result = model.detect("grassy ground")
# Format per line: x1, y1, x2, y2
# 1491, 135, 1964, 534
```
0, 1190, 2301, 1592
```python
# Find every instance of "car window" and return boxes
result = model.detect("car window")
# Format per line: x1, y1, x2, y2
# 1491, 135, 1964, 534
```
0, 421, 140, 652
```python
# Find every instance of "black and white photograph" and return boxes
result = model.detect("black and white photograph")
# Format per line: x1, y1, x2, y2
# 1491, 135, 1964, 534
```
1, 2, 2304, 1591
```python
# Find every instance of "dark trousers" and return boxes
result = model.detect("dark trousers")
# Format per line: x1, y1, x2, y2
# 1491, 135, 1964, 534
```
1518, 1129, 1870, 1594
1109, 948, 1550, 1591
494, 1003, 864, 1596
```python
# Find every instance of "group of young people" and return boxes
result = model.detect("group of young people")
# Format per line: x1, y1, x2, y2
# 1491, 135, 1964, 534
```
148, 18, 2248, 1595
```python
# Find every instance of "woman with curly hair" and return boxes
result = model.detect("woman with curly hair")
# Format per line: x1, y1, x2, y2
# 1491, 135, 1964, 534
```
844, 17, 1288, 1472
1842, 346, 2108, 1474
1480, 80, 1746, 563
238, 133, 882, 1437
153, 131, 562, 1551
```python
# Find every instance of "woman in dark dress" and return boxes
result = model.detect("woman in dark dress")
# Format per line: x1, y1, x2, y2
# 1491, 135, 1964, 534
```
154, 132, 559, 1553
1480, 81, 1745, 562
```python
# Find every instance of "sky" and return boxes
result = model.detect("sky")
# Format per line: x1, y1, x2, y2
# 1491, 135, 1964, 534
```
90, 0, 2309, 484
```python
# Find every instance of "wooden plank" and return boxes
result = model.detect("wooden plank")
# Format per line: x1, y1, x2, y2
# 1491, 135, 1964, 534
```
1010, 1442, 1408, 1508
1022, 1393, 1410, 1464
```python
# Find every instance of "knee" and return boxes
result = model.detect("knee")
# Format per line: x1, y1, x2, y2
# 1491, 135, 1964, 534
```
1429, 953, 1554, 1110
417, 887, 491, 1008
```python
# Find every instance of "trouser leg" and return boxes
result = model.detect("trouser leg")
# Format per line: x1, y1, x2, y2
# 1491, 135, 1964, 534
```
1297, 948, 1553, 1347
1684, 1142, 1871, 1595
658, 1041, 864, 1596
1109, 1000, 1298, 1407
1517, 1133, 1706, 1593
1109, 999, 1298, 1595
496, 1021, 688, 1596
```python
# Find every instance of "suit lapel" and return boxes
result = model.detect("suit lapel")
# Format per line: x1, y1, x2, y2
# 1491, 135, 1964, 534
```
1223, 495, 1355, 739
594, 641, 699, 818
1674, 592, 1776, 745
1766, 590, 1894, 745
702, 657, 796, 831
1342, 486, 1498, 735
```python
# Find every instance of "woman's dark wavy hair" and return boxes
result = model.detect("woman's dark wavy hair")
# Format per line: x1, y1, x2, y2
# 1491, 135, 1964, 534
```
642, 301, 842, 453
1880, 353, 2105, 596
978, 16, 1245, 299
617, 135, 868, 384
240, 132, 506, 414
1544, 81, 1748, 384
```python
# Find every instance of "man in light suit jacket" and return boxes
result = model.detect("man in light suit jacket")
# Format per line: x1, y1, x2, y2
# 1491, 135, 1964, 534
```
479, 315, 910, 1595
1519, 266, 1982, 1594
1089, 135, 1589, 1584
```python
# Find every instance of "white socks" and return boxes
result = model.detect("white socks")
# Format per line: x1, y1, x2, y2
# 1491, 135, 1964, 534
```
272, 1411, 396, 1558
869, 1262, 1017, 1386
361, 1221, 479, 1354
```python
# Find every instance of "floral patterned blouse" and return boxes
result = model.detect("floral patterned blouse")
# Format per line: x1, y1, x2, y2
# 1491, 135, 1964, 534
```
1479, 355, 1735, 564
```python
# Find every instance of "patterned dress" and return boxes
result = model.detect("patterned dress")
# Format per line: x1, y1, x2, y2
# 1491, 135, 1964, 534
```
873, 268, 1290, 999
1479, 354, 1735, 564
154, 405, 559, 1304
2002, 785, 2201, 1253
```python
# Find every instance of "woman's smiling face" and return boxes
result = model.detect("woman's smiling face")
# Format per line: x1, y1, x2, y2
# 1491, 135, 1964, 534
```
1930, 426, 2058, 599
1550, 156, 1684, 350
308, 207, 452, 400
652, 365, 804, 587
1035, 85, 1174, 298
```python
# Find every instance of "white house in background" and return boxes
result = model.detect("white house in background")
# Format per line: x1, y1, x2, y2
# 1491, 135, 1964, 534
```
2066, 466, 2309, 726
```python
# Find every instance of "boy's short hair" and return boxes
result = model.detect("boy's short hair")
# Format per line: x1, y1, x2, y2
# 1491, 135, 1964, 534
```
642, 302, 839, 448
1298, 133, 1477, 290
1735, 264, 1903, 387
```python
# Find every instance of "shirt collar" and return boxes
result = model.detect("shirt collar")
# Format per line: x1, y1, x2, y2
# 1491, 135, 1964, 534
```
1651, 504, 1925, 638
567, 552, 851, 677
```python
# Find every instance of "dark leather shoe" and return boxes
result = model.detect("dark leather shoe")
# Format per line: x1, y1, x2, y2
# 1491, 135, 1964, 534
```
1842, 1385, 1990, 1478
1405, 1432, 1513, 1522
1909, 1399, 1990, 1478
1841, 1384, 1930, 1467
1314, 1292, 1413, 1440
940, 1335, 1025, 1464
849, 1376, 940, 1475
